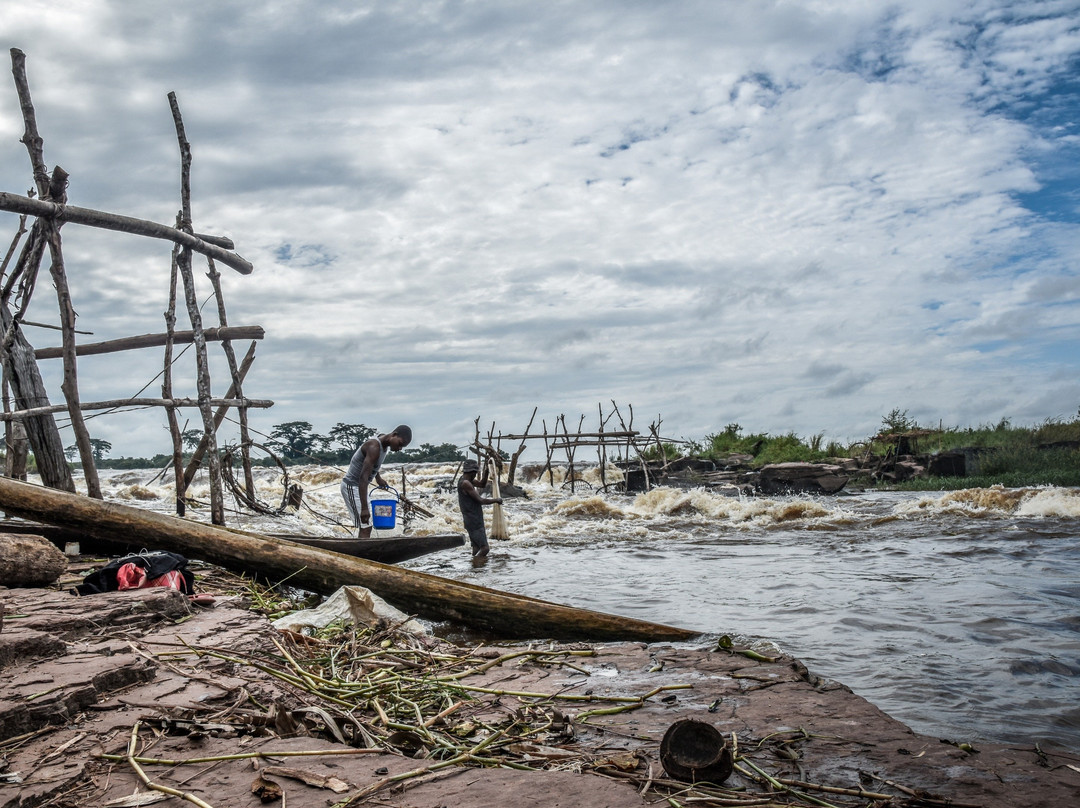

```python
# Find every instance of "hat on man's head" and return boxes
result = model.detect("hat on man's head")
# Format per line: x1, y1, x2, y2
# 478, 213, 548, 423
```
392, 424, 412, 446
461, 458, 479, 473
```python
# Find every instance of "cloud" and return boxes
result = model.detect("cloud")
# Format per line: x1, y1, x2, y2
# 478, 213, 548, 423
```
1, 0, 1079, 459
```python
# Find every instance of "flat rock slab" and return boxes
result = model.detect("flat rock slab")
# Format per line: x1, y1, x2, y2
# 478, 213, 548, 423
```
0, 585, 1077, 808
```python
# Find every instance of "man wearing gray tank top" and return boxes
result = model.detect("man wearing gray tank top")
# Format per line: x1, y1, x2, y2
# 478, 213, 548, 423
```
340, 425, 412, 537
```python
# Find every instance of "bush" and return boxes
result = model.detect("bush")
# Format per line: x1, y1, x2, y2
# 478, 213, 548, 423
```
640, 442, 685, 462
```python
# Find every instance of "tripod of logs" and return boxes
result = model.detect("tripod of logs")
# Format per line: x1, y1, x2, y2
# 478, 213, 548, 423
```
0, 48, 270, 524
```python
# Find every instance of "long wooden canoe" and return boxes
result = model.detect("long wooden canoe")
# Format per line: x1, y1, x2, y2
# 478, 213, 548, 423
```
273, 533, 465, 563
0, 477, 698, 642
0, 519, 465, 565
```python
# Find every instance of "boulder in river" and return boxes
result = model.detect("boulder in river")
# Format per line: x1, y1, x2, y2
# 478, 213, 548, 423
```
757, 462, 848, 495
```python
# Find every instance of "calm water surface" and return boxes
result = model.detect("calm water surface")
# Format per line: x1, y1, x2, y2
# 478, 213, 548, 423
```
101, 466, 1080, 751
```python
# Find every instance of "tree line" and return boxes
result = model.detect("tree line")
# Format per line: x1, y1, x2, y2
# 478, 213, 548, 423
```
67, 421, 467, 468
263, 421, 465, 465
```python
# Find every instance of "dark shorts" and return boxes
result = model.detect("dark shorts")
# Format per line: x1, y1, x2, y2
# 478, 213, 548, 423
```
467, 526, 489, 555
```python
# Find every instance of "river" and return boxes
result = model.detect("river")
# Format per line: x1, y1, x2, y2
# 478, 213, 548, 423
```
93, 462, 1080, 752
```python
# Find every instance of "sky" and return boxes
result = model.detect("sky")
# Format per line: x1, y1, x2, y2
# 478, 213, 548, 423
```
1, 0, 1079, 461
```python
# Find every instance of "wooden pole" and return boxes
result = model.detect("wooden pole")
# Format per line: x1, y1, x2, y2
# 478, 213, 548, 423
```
0, 396, 272, 421
598, 402, 607, 491
33, 325, 264, 359
9, 50, 49, 197
2, 375, 27, 480
203, 255, 255, 497
1, 214, 28, 481
163, 233, 186, 515
0, 192, 252, 274
2, 51, 74, 492
42, 179, 102, 498
542, 420, 554, 486
0, 476, 698, 643
170, 92, 224, 525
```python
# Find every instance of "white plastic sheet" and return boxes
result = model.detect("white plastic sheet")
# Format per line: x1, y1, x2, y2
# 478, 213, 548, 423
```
272, 585, 429, 635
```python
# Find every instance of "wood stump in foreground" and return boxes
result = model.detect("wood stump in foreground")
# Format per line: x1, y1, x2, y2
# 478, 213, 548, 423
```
0, 533, 67, 587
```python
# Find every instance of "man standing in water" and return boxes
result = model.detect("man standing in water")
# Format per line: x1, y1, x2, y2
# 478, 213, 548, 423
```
340, 425, 412, 537
457, 458, 503, 558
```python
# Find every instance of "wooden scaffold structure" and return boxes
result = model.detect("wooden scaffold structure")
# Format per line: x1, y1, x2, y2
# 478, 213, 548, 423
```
470, 401, 687, 493
0, 48, 271, 524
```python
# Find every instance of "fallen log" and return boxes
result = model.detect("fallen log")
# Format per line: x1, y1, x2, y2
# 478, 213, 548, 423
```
0, 478, 698, 642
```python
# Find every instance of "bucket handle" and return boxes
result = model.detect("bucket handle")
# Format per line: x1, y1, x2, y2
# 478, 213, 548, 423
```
369, 485, 398, 499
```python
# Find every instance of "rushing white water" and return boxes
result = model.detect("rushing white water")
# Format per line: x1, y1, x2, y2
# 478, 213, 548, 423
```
81, 463, 1080, 751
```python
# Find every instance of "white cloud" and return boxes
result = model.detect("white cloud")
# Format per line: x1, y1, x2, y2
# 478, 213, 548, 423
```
1, 0, 1078, 458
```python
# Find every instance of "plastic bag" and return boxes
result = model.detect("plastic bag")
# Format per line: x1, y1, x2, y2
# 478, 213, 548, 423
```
272, 585, 428, 636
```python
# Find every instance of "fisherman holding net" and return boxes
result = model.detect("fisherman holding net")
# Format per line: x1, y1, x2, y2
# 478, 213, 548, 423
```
457, 458, 503, 558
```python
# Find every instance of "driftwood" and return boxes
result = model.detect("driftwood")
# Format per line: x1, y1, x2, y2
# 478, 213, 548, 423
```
32, 325, 264, 359
0, 477, 698, 642
0, 532, 66, 586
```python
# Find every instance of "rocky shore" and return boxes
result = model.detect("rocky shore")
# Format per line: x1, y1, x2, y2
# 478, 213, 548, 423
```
2, 561, 1078, 808
619, 445, 1002, 496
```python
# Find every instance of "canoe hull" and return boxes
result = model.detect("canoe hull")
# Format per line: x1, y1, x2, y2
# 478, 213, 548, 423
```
274, 533, 465, 564
0, 520, 464, 564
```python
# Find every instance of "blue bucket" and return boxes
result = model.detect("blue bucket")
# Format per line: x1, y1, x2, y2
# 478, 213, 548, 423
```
370, 487, 398, 530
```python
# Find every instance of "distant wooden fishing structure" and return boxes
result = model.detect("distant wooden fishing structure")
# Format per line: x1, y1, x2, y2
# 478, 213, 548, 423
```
471, 402, 687, 493
0, 48, 270, 524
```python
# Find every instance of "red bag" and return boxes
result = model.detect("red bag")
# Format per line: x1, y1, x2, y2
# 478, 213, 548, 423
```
116, 563, 185, 592
116, 562, 147, 590
147, 570, 185, 591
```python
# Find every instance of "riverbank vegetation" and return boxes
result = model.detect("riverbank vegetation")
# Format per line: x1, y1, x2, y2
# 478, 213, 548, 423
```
688, 409, 1080, 490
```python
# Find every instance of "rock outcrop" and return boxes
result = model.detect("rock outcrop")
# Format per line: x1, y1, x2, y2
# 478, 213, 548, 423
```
757, 462, 849, 495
